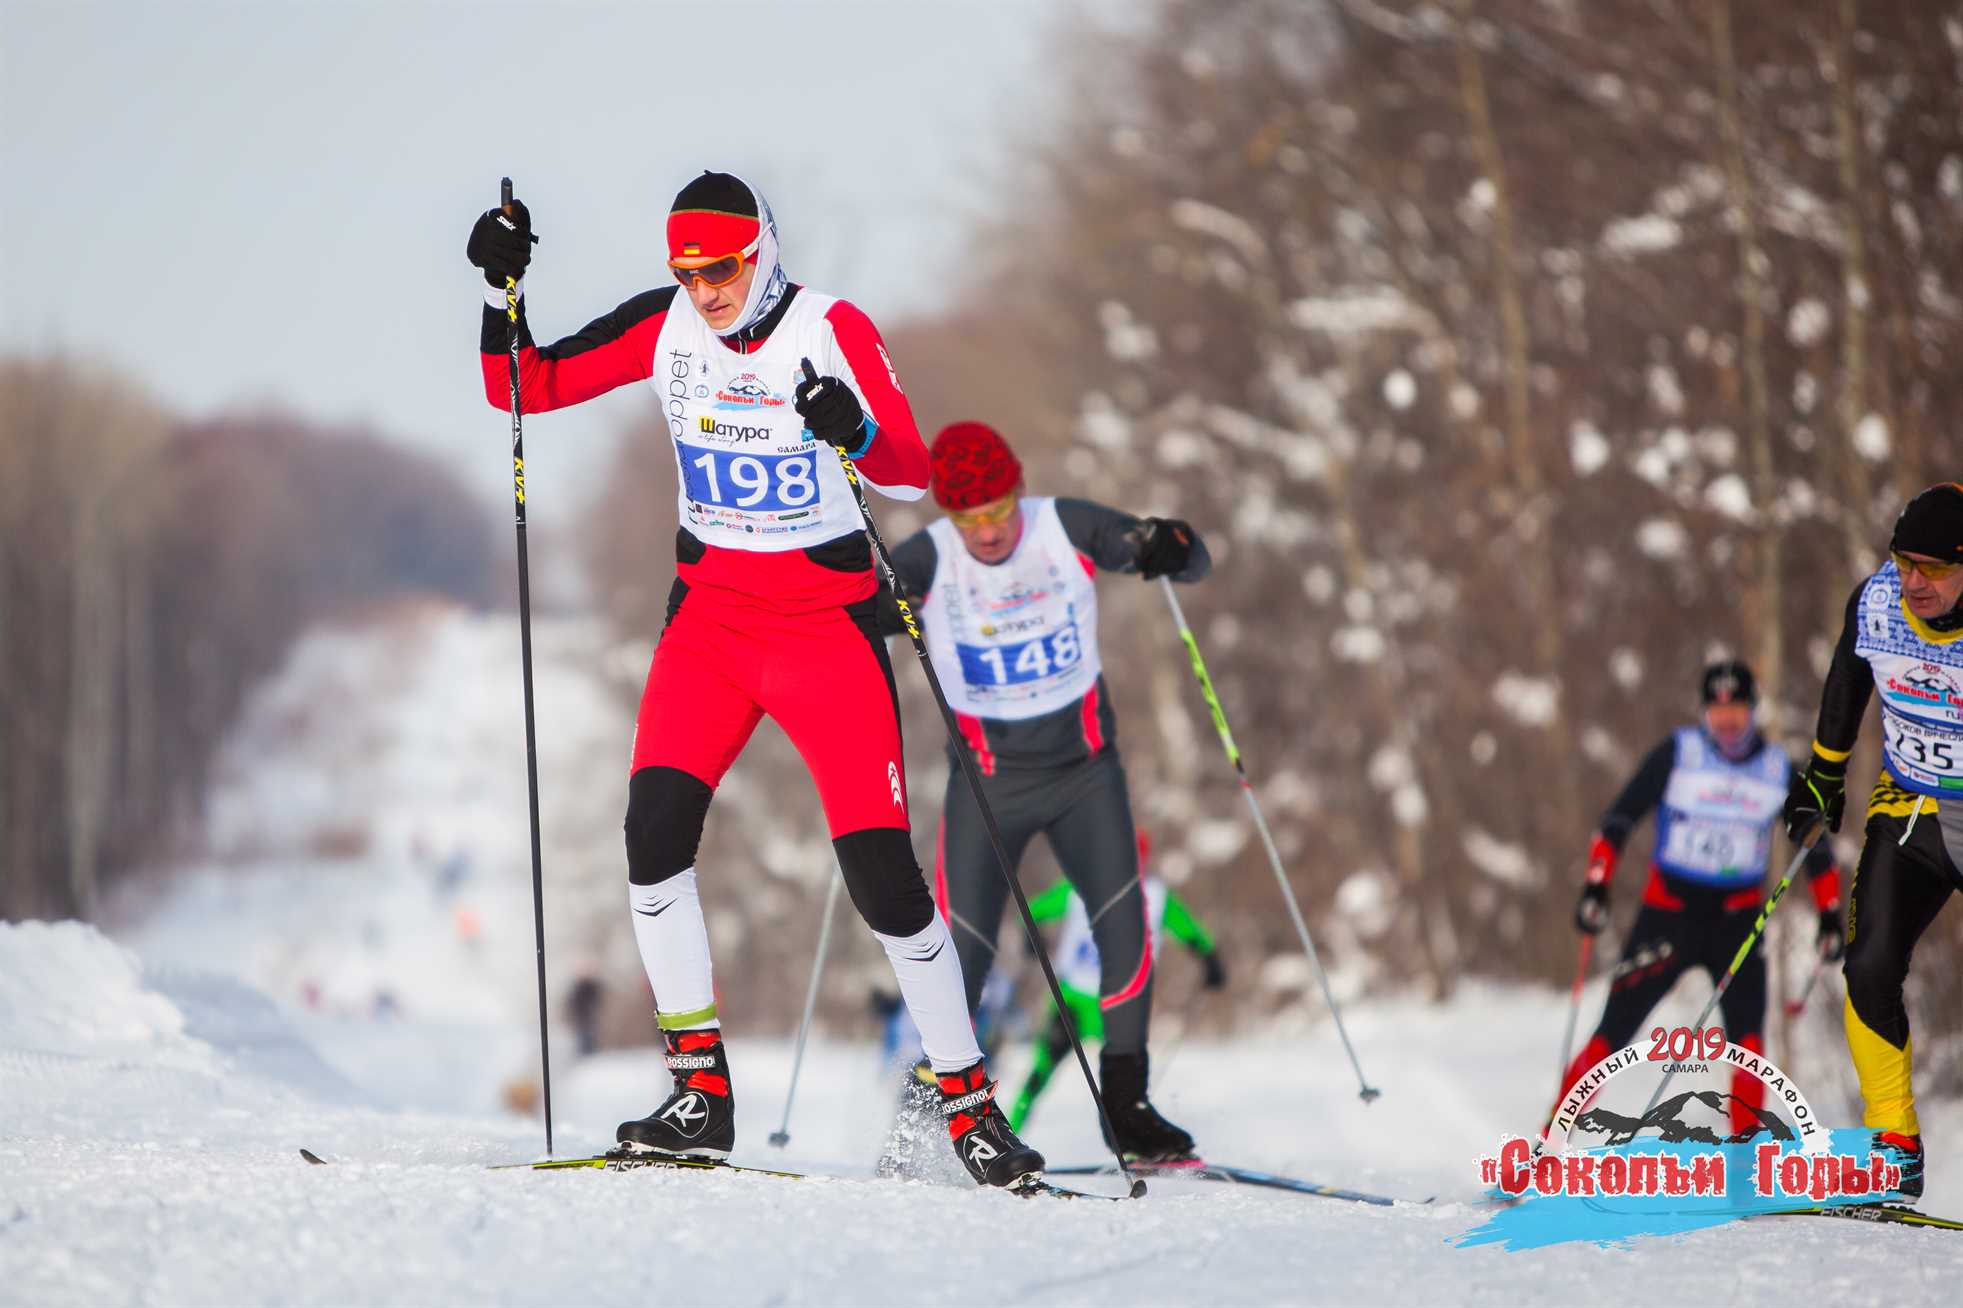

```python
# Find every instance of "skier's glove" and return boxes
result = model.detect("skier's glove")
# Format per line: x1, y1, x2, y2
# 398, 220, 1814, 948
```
467, 200, 539, 287
1135, 518, 1197, 581
1816, 909, 1846, 963
1784, 749, 1847, 841
1201, 951, 1228, 990
796, 357, 873, 457
1574, 881, 1610, 936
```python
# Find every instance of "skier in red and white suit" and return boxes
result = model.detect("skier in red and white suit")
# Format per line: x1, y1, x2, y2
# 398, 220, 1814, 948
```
467, 171, 1043, 1188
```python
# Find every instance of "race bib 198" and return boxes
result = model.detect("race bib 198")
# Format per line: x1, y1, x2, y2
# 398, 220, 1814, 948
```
682, 447, 821, 513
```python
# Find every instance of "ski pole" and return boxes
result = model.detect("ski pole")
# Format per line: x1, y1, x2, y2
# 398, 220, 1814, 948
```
1639, 819, 1827, 1119
501, 176, 555, 1157
769, 869, 843, 1147
1157, 577, 1380, 1102
1556, 932, 1595, 1092
805, 361, 1144, 1197
1784, 952, 1831, 1019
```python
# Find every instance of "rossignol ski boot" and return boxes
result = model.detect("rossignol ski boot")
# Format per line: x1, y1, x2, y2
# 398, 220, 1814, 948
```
938, 1060, 1045, 1189
616, 1029, 735, 1159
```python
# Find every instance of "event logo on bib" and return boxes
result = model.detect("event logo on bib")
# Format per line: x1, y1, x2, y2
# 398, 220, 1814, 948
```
714, 372, 790, 411
1881, 662, 1963, 716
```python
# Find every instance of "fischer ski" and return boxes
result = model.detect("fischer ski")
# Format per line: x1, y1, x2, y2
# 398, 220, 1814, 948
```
1760, 1203, 1963, 1232
300, 1148, 1126, 1200
489, 1152, 807, 1179
1048, 1160, 1422, 1206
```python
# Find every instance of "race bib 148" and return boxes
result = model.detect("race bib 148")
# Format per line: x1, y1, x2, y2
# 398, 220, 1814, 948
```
956, 622, 1082, 688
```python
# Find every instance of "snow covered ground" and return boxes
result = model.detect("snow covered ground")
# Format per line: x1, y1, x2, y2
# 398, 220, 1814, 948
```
7, 604, 1962, 1305
5, 919, 1962, 1306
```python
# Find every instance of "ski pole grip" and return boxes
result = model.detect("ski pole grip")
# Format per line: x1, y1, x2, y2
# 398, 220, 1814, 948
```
501, 176, 513, 213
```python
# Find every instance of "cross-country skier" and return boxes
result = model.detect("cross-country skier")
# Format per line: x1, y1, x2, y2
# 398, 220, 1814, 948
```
466, 173, 1043, 1189
1009, 829, 1225, 1131
1783, 483, 1963, 1200
1554, 659, 1844, 1138
878, 420, 1211, 1162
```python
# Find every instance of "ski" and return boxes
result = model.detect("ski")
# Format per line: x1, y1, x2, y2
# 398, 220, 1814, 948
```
488, 1152, 808, 1179
1759, 1203, 1963, 1232
300, 1148, 1126, 1200
1047, 1159, 1419, 1206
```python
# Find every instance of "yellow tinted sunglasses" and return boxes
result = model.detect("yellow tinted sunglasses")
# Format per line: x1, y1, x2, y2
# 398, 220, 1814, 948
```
1892, 550, 1963, 581
947, 494, 1020, 529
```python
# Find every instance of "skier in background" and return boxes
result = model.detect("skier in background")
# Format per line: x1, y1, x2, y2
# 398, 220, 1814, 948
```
467, 173, 1044, 1189
1784, 483, 1963, 1201
568, 971, 604, 1058
878, 420, 1211, 1162
1555, 659, 1844, 1137
1010, 829, 1226, 1131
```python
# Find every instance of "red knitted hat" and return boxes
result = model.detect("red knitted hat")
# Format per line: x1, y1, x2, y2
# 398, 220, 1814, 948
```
930, 421, 1022, 510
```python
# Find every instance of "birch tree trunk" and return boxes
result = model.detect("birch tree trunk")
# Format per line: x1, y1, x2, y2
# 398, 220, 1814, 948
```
1708, 0, 1785, 730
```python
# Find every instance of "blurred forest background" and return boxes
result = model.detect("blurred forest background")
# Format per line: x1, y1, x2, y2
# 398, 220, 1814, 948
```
8, 0, 1963, 1076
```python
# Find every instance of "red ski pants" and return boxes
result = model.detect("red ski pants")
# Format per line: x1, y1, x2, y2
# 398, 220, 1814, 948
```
630, 591, 911, 837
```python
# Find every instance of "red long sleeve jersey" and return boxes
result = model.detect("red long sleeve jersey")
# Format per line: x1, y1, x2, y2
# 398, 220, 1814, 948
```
480, 282, 929, 613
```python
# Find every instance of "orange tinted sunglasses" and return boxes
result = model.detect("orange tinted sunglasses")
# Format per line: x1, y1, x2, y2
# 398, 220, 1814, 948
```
669, 236, 760, 289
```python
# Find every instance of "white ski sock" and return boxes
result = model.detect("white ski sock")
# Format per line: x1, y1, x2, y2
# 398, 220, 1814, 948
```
874, 914, 981, 1073
628, 871, 720, 1031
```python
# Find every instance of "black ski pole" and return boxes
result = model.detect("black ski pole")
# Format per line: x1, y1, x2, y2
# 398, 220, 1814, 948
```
1638, 818, 1827, 1119
803, 361, 1144, 1197
1784, 952, 1831, 1018
1556, 932, 1595, 1092
502, 176, 554, 1157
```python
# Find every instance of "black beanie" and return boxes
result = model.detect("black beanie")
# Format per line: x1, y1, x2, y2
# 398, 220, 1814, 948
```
1700, 658, 1757, 706
671, 171, 757, 219
1890, 483, 1963, 562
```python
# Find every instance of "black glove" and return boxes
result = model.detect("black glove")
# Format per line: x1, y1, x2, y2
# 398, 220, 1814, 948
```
1574, 881, 1610, 936
1136, 517, 1197, 581
1817, 908, 1846, 963
1784, 753, 1847, 841
466, 200, 538, 287
1201, 951, 1227, 991
795, 357, 868, 452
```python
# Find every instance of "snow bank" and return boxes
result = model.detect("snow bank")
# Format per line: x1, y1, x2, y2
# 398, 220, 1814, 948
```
0, 920, 198, 1064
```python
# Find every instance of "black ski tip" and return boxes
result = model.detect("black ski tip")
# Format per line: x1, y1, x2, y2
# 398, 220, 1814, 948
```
767, 1131, 790, 1148
299, 1148, 328, 1165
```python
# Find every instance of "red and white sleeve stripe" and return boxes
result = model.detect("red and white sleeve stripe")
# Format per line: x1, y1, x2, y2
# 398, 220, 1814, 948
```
823, 299, 929, 500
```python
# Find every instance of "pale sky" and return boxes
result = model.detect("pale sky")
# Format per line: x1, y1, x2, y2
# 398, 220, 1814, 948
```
1, 0, 1094, 503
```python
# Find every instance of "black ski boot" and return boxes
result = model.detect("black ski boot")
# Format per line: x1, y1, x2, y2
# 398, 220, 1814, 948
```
938, 1059, 1045, 1189
1879, 1130, 1924, 1200
1099, 1050, 1197, 1164
616, 1030, 734, 1159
